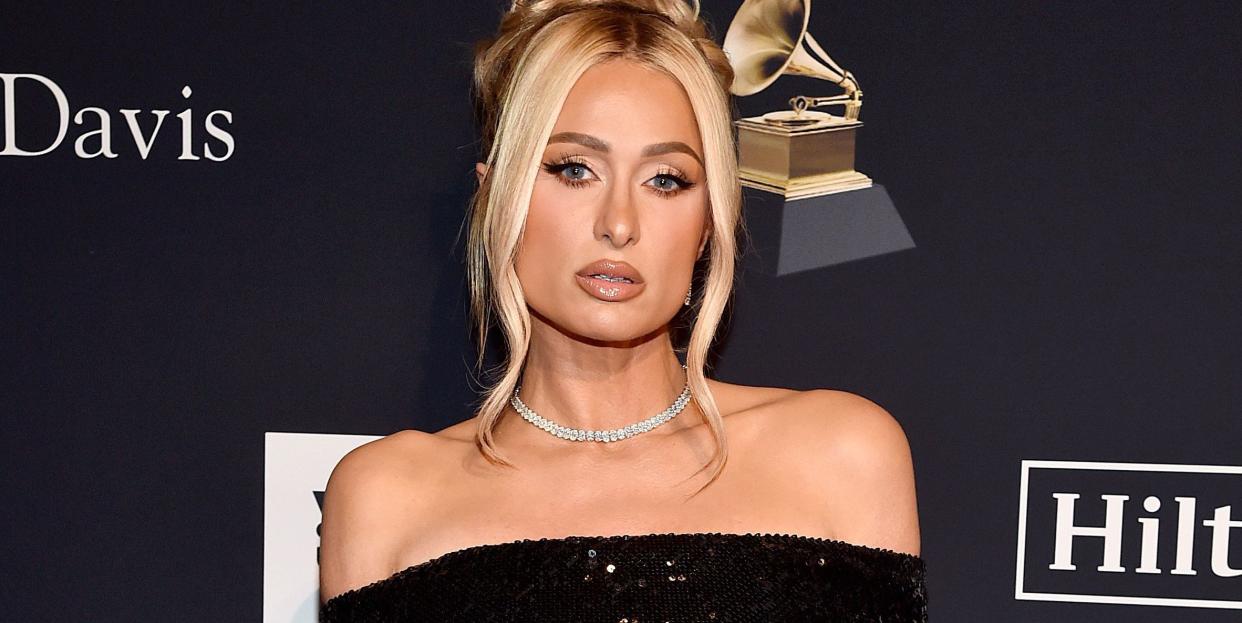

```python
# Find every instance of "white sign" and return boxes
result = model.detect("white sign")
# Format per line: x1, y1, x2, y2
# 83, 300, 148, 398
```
264, 432, 381, 623
1016, 459, 1242, 610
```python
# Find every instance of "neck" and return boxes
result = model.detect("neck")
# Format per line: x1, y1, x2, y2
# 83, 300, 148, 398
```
506, 317, 692, 443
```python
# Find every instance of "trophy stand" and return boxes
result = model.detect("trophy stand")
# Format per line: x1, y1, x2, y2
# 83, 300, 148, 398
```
736, 112, 871, 200
741, 183, 913, 276
724, 0, 914, 274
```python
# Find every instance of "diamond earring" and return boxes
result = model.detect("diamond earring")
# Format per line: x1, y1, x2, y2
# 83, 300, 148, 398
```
684, 285, 692, 306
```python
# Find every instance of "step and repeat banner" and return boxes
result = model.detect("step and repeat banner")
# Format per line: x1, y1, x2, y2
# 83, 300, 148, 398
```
5, 2, 1239, 621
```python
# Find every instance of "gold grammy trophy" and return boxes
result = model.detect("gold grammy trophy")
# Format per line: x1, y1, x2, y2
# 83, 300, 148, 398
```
724, 0, 871, 199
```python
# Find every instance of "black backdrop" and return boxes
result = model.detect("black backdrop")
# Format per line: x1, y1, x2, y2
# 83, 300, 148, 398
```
4, 2, 1240, 621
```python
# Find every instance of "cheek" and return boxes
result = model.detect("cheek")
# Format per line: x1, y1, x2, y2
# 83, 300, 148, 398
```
516, 185, 580, 283
525, 183, 585, 246
667, 200, 710, 261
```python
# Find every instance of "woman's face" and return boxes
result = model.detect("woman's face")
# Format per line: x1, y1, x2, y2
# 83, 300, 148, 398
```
489, 59, 710, 343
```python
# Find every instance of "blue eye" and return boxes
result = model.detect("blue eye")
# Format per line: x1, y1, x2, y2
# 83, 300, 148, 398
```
652, 175, 685, 191
539, 156, 697, 198
562, 164, 589, 181
541, 158, 593, 188
648, 172, 695, 198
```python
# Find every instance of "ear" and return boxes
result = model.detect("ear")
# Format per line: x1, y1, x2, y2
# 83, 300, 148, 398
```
474, 162, 488, 184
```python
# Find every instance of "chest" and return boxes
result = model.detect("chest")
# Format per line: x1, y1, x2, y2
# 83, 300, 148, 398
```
409, 438, 833, 562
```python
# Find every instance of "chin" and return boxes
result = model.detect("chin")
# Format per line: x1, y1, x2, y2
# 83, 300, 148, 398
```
527, 292, 674, 341
555, 307, 667, 344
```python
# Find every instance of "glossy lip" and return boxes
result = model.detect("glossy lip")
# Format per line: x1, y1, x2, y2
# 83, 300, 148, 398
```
576, 259, 644, 283
574, 259, 646, 302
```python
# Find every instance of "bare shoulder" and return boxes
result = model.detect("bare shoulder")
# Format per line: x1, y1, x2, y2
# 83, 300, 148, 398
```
318, 429, 447, 603
742, 385, 922, 557
703, 376, 801, 415
782, 389, 914, 463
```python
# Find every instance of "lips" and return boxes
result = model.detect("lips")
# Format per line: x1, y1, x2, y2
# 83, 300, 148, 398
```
574, 259, 646, 302
575, 259, 644, 284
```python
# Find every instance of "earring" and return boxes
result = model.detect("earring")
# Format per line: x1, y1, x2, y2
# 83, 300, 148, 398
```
684, 284, 692, 306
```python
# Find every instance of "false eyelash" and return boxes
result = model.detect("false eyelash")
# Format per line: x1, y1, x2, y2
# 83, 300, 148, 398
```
541, 155, 593, 189
540, 155, 698, 198
654, 167, 696, 195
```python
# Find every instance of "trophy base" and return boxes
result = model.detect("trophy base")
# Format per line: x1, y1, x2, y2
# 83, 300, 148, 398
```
742, 183, 915, 276
735, 114, 871, 200
740, 170, 873, 200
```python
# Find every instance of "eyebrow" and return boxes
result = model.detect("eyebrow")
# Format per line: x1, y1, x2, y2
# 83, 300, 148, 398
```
547, 131, 704, 168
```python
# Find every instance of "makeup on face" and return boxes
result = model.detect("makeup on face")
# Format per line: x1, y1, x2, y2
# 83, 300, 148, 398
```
542, 132, 704, 198
574, 258, 647, 302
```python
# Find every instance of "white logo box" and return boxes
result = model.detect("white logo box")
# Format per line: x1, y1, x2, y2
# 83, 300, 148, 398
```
1016, 459, 1242, 610
264, 432, 381, 623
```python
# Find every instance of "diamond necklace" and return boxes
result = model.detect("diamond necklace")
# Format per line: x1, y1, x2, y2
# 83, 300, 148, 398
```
510, 364, 691, 443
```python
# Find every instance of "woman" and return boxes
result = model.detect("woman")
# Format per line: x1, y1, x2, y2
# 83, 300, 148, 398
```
318, 0, 926, 620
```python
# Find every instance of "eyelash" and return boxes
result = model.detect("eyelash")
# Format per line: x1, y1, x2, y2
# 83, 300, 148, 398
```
540, 155, 696, 198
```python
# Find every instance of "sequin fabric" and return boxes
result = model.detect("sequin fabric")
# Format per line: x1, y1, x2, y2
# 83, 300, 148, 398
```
320, 532, 928, 622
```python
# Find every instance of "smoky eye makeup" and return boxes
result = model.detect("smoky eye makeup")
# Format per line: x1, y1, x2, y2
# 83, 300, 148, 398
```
655, 165, 695, 185
651, 166, 697, 195
539, 153, 700, 197
540, 154, 594, 188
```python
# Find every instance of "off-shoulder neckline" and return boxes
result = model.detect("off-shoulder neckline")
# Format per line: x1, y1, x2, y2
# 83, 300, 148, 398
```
322, 530, 922, 609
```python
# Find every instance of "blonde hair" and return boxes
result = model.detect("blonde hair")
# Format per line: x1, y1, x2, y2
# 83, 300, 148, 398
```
466, 0, 742, 494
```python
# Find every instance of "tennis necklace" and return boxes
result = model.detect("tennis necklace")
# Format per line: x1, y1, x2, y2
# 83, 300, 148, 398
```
510, 364, 691, 443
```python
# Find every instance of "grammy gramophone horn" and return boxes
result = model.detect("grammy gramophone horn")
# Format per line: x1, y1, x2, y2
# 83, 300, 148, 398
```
723, 0, 857, 99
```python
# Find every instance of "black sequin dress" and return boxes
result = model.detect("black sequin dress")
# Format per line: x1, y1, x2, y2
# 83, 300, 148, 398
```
319, 531, 928, 622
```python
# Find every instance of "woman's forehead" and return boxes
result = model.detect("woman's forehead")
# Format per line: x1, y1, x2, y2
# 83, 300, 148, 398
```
550, 60, 703, 154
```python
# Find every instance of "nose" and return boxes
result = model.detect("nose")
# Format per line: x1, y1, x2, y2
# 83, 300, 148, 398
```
594, 182, 639, 249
